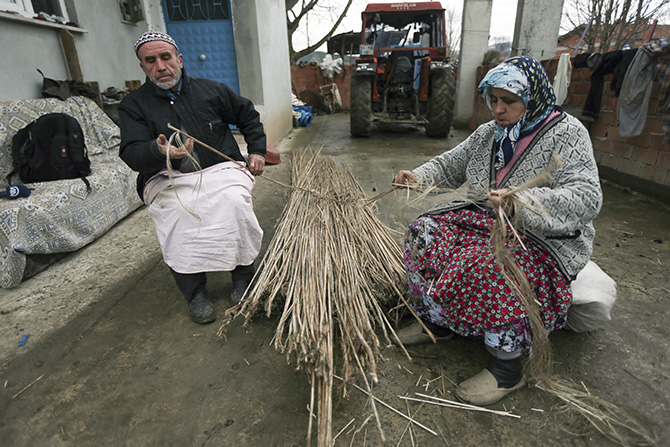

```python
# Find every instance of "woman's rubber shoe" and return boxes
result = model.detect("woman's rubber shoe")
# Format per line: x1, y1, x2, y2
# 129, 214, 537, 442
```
395, 320, 453, 346
455, 369, 527, 406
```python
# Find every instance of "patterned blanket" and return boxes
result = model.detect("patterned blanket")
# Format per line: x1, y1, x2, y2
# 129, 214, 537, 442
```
0, 96, 142, 288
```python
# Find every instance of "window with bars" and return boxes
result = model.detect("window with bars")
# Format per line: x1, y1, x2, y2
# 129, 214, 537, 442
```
164, 0, 229, 22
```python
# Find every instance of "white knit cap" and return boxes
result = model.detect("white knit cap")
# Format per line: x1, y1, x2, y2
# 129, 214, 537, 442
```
134, 30, 179, 54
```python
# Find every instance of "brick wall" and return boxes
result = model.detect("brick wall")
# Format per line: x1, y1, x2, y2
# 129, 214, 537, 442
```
291, 64, 352, 111
472, 57, 670, 202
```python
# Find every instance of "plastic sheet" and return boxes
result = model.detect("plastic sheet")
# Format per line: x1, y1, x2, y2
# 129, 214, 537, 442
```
566, 261, 617, 332
319, 54, 343, 80
292, 105, 313, 127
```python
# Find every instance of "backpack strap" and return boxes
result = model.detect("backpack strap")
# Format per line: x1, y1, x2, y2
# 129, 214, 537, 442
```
66, 116, 85, 164
6, 170, 17, 186
6, 168, 90, 191
81, 176, 91, 192
63, 115, 91, 191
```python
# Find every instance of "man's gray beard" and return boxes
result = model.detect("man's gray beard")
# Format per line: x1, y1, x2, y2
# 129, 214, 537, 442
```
151, 68, 182, 90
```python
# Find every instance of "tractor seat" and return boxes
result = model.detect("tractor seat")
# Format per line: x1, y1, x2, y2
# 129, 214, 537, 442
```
390, 51, 414, 85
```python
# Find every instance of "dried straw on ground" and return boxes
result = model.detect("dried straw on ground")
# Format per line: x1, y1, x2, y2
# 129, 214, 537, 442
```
220, 149, 410, 446
167, 118, 655, 446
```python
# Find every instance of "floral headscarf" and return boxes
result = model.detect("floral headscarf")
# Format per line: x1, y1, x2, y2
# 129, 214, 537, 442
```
478, 56, 556, 169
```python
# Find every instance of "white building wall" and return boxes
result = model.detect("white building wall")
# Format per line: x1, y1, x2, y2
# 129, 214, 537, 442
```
71, 1, 157, 90
1, 0, 291, 145
0, 19, 70, 100
455, 0, 492, 127
0, 1, 154, 101
512, 0, 565, 61
231, 0, 293, 146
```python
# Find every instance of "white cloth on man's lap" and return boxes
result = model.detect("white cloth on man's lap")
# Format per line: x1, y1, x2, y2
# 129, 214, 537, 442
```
143, 162, 262, 274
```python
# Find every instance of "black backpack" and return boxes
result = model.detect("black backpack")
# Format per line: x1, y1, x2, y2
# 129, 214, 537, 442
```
8, 113, 91, 190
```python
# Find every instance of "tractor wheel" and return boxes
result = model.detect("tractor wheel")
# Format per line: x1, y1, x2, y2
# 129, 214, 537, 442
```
425, 67, 456, 138
350, 76, 372, 137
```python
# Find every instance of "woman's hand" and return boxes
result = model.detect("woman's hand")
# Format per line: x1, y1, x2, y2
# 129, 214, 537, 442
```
488, 188, 513, 214
394, 170, 416, 186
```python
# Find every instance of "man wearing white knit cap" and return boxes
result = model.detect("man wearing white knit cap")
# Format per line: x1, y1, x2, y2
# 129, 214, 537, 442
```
119, 30, 266, 324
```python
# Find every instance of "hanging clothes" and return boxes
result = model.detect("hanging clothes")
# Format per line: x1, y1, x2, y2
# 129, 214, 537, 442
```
553, 53, 572, 106
586, 53, 604, 71
611, 49, 638, 96
582, 49, 636, 119
572, 52, 593, 69
572, 52, 604, 71
618, 39, 670, 137
617, 49, 653, 137
650, 41, 670, 138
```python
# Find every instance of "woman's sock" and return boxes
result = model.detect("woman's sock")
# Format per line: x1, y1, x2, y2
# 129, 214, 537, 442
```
486, 355, 523, 388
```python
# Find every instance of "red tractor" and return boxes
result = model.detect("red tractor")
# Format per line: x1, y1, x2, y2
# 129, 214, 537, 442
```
350, 2, 456, 137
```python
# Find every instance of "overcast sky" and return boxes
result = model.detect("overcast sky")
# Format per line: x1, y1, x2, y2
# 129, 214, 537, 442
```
290, 0, 670, 54
291, 0, 520, 51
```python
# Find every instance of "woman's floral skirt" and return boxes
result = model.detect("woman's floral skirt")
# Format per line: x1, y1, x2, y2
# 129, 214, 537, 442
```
404, 208, 572, 354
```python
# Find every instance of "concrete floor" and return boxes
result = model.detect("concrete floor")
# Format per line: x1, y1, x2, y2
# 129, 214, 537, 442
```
1, 113, 669, 446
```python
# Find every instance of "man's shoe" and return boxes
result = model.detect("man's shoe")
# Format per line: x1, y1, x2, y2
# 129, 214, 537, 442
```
231, 281, 250, 304
455, 364, 526, 406
188, 291, 216, 324
395, 320, 453, 346
231, 264, 254, 304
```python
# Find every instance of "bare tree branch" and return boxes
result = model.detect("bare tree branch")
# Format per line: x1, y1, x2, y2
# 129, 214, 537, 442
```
287, 0, 355, 63
563, 0, 670, 52
288, 0, 319, 33
444, 5, 461, 59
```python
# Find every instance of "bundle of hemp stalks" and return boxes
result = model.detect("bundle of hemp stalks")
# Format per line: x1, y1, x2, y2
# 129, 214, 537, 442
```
226, 149, 409, 446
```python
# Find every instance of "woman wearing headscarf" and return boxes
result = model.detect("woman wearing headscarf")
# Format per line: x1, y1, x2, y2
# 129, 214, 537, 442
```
393, 56, 603, 405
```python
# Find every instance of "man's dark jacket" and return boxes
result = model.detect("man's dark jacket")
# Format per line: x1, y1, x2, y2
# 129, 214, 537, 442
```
119, 70, 266, 198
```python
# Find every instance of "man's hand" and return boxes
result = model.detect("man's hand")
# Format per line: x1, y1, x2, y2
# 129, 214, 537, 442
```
248, 153, 265, 176
156, 134, 194, 159
393, 170, 416, 186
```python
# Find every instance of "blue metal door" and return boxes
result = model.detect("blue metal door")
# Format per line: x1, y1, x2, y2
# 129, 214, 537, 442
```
163, 0, 240, 94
